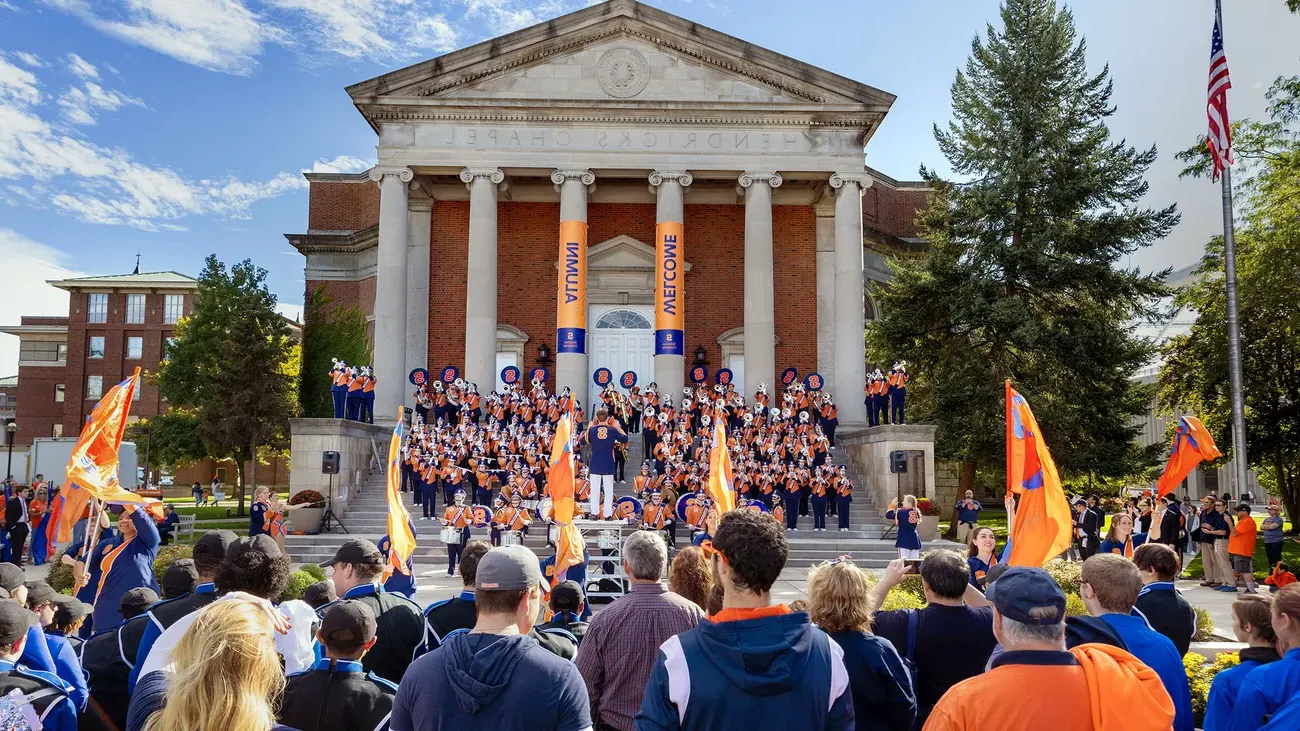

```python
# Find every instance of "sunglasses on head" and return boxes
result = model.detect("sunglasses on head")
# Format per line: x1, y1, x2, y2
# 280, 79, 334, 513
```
699, 540, 728, 564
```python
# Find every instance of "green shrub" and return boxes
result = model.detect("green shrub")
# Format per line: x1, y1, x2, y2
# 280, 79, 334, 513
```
300, 564, 326, 582
1194, 607, 1217, 642
1043, 559, 1082, 595
280, 569, 321, 603
47, 561, 76, 595
879, 589, 926, 611
152, 544, 194, 585
1065, 592, 1088, 617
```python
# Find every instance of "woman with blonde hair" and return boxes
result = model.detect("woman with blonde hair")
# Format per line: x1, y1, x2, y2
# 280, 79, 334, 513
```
807, 558, 916, 731
668, 545, 713, 611
129, 596, 294, 731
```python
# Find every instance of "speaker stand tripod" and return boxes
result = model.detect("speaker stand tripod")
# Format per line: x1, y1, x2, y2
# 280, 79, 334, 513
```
322, 473, 349, 534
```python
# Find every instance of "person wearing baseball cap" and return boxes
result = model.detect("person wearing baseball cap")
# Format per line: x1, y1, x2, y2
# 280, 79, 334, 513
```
925, 567, 1175, 731
24, 581, 88, 712
318, 538, 423, 684
280, 600, 396, 731
0, 599, 77, 731
392, 545, 592, 731
127, 530, 235, 693
0, 565, 60, 681
535, 580, 589, 645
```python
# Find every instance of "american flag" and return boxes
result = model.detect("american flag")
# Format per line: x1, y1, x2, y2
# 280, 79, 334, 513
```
1207, 7, 1234, 181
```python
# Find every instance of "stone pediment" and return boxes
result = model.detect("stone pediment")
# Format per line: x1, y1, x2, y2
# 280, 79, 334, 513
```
347, 0, 893, 127
587, 235, 691, 272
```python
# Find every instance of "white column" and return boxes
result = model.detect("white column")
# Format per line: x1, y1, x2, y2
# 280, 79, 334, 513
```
460, 167, 504, 391
649, 170, 692, 403
552, 169, 595, 398
406, 189, 432, 383
814, 193, 837, 392
368, 166, 413, 424
739, 172, 782, 397
830, 172, 873, 424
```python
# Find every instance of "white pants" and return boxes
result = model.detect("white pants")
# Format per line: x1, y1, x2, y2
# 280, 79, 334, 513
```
898, 548, 921, 560
591, 473, 615, 518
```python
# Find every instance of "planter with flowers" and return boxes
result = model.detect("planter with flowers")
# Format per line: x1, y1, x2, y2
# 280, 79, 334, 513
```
916, 497, 943, 541
289, 489, 326, 534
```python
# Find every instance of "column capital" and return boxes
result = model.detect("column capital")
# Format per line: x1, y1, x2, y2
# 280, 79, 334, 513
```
829, 172, 874, 191
648, 170, 693, 188
551, 169, 596, 186
369, 166, 413, 184
459, 167, 505, 186
738, 172, 783, 189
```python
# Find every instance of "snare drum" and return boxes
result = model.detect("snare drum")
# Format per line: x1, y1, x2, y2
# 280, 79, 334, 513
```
440, 527, 460, 544
547, 523, 559, 544
597, 530, 620, 550
502, 531, 523, 546
524, 500, 539, 511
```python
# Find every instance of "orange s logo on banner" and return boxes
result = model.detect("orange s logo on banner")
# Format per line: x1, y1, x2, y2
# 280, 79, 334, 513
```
655, 221, 684, 356
557, 219, 587, 354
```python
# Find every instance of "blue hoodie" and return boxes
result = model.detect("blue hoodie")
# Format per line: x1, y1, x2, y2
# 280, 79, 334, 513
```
390, 632, 590, 731
637, 610, 853, 731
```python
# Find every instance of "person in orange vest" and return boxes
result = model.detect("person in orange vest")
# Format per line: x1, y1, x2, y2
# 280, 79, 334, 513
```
888, 361, 909, 425
345, 366, 364, 421
440, 490, 473, 577
360, 365, 376, 424
330, 359, 349, 419
642, 491, 673, 538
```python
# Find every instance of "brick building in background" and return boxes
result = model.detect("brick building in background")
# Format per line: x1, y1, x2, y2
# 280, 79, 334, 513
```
0, 271, 292, 490
288, 0, 931, 424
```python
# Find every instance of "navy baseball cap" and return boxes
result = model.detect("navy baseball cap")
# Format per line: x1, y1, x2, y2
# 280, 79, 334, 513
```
985, 567, 1067, 625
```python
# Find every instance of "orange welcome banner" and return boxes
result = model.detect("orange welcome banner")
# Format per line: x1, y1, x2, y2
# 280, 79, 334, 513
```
556, 219, 587, 354
654, 221, 684, 356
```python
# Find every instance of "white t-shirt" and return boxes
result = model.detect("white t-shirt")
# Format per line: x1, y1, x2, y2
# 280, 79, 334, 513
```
138, 598, 318, 678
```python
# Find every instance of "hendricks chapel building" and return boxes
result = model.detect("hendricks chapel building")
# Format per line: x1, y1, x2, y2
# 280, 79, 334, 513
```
289, 0, 929, 426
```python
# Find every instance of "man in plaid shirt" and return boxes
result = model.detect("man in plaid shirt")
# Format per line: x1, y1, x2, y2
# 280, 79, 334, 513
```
576, 531, 703, 731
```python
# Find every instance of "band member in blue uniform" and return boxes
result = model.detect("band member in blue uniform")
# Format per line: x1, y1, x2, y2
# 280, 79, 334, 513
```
330, 359, 349, 419
885, 494, 922, 559
888, 362, 908, 425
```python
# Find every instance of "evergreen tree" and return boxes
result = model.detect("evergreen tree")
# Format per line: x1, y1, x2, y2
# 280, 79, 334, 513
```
158, 255, 296, 515
870, 0, 1177, 489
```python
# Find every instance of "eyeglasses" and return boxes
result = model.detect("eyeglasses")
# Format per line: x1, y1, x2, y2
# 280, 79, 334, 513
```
699, 540, 728, 564
828, 554, 853, 566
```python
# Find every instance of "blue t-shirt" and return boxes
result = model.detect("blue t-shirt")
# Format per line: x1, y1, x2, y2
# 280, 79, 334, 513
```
390, 632, 590, 731
1230, 648, 1300, 731
1100, 613, 1193, 731
956, 500, 981, 524
585, 423, 627, 475
886, 508, 921, 550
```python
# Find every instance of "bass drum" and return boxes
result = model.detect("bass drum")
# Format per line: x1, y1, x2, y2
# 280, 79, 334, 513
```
537, 497, 554, 523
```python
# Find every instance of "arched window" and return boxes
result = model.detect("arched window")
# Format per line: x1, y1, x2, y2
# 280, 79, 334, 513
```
595, 309, 652, 329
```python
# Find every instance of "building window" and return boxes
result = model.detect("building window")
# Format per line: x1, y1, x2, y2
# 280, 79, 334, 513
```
164, 337, 177, 358
127, 415, 139, 424
18, 341, 66, 362
126, 336, 143, 360
87, 293, 108, 323
594, 309, 653, 329
132, 385, 141, 402
88, 336, 105, 359
54, 384, 64, 403
52, 424, 63, 438
87, 375, 103, 399
125, 294, 146, 324
164, 294, 184, 324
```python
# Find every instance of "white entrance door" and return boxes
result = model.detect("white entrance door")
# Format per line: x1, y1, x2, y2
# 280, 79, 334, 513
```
588, 306, 655, 411
727, 354, 745, 398
495, 352, 518, 393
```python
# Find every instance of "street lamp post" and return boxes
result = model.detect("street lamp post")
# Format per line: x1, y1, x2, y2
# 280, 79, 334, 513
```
4, 422, 16, 482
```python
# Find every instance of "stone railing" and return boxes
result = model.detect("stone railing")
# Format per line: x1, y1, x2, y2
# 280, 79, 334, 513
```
289, 418, 390, 516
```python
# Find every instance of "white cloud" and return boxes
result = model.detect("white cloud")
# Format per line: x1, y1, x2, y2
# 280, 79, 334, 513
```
58, 81, 146, 125
42, 0, 280, 75
0, 229, 86, 376
0, 61, 308, 229
65, 52, 99, 80
305, 155, 372, 174
263, 0, 459, 60
13, 52, 44, 68
0, 55, 42, 105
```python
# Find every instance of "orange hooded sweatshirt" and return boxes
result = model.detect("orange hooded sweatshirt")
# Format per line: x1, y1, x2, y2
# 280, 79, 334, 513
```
923, 644, 1174, 731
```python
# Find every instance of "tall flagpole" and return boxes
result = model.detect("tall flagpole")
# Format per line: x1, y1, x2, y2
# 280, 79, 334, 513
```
1216, 0, 1249, 498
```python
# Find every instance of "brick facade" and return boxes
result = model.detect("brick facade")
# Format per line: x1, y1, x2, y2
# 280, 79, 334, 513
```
307, 181, 380, 231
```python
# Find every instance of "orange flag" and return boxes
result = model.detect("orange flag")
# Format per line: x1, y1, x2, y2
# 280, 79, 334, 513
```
548, 415, 576, 524
1005, 381, 1074, 566
706, 419, 737, 514
551, 521, 585, 589
1156, 416, 1222, 498
59, 368, 145, 542
385, 409, 417, 575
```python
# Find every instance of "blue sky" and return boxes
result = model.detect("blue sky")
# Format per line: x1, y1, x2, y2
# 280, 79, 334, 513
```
1, 0, 1298, 375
